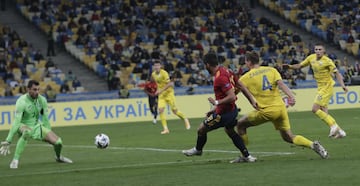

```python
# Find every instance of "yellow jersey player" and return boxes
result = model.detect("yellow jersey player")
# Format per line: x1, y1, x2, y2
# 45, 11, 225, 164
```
235, 51, 328, 160
151, 60, 190, 134
284, 43, 348, 138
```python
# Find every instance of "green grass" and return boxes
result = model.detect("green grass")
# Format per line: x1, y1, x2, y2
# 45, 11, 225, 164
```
0, 108, 359, 186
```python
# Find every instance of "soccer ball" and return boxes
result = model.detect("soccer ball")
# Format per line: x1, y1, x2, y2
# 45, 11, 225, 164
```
95, 133, 110, 149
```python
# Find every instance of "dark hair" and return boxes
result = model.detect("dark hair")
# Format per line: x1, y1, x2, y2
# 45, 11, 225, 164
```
27, 80, 39, 88
203, 52, 218, 67
153, 60, 161, 64
245, 51, 260, 65
314, 43, 324, 47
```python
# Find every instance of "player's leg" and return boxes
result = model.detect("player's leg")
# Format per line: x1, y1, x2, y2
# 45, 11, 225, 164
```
236, 109, 268, 145
276, 109, 328, 158
226, 109, 256, 163
153, 96, 158, 120
10, 125, 32, 169
224, 108, 254, 162
182, 113, 217, 156
312, 88, 346, 138
275, 107, 312, 147
41, 126, 72, 163
169, 95, 190, 129
279, 130, 328, 158
236, 115, 251, 146
149, 96, 157, 124
158, 97, 169, 134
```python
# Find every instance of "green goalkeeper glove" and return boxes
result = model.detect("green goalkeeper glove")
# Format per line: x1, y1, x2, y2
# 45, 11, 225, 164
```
0, 141, 10, 156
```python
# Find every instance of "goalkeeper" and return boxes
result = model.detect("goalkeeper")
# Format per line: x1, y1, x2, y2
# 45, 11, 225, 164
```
0, 80, 72, 169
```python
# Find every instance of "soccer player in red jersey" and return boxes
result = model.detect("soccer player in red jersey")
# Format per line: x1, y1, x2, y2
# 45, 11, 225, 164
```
182, 53, 258, 163
143, 76, 158, 124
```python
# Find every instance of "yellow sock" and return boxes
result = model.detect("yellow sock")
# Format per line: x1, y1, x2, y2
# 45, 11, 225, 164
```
240, 134, 249, 146
292, 135, 312, 148
175, 110, 186, 120
315, 110, 336, 127
159, 112, 168, 131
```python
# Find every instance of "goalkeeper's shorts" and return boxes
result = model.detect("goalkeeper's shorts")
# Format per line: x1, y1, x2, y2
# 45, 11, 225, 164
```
18, 124, 51, 140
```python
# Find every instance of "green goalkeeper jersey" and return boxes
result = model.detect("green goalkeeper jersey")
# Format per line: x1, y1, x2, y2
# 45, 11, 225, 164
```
6, 94, 51, 143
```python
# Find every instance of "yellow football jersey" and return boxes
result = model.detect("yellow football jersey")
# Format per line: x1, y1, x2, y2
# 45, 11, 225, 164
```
151, 69, 174, 97
300, 54, 337, 86
240, 66, 284, 108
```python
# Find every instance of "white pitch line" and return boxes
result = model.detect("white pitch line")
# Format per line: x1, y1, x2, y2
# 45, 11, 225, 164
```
0, 144, 295, 178
28, 144, 295, 156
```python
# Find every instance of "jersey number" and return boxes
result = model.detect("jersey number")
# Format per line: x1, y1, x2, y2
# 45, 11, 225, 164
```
262, 75, 272, 90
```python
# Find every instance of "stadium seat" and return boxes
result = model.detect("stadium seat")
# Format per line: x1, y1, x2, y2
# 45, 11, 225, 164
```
351, 43, 359, 56
339, 40, 347, 50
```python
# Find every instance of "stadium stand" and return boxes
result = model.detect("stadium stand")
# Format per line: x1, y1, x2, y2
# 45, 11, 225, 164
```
1, 0, 358, 105
259, 0, 360, 58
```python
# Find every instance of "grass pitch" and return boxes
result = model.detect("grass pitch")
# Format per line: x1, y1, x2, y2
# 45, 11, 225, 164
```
0, 108, 359, 186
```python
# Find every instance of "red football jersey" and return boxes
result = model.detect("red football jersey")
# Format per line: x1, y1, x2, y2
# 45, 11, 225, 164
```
144, 81, 157, 95
213, 66, 236, 114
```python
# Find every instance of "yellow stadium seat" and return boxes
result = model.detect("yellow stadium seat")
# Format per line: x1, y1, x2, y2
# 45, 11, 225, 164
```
37, 60, 47, 68
11, 86, 20, 96
346, 43, 352, 54
12, 68, 22, 81
351, 43, 359, 56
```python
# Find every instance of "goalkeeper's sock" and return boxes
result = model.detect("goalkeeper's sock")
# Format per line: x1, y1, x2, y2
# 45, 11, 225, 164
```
292, 135, 312, 148
240, 134, 249, 146
13, 136, 28, 160
230, 133, 250, 157
195, 134, 207, 151
53, 138, 63, 159
315, 110, 336, 127
175, 110, 186, 120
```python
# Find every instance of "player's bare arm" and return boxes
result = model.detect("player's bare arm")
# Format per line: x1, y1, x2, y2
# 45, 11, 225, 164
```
283, 63, 302, 70
208, 89, 236, 106
334, 71, 348, 93
277, 80, 296, 106
237, 80, 258, 110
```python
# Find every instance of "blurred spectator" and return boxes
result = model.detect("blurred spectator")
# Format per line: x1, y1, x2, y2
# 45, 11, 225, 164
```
47, 26, 56, 56
33, 49, 44, 61
187, 73, 199, 86
45, 57, 55, 69
18, 80, 27, 95
48, 64, 62, 75
186, 87, 195, 95
119, 85, 129, 99
4, 84, 13, 96
65, 70, 76, 82
107, 65, 120, 91
45, 84, 57, 102
171, 69, 183, 87
72, 77, 82, 91
60, 80, 70, 93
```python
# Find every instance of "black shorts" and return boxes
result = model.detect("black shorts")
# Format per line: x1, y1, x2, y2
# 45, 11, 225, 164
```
203, 107, 238, 130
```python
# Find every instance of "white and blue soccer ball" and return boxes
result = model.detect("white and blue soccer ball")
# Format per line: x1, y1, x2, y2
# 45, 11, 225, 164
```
95, 133, 110, 149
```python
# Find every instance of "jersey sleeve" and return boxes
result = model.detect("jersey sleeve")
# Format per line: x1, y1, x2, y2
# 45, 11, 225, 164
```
162, 70, 171, 84
40, 96, 51, 129
217, 75, 233, 93
327, 58, 338, 73
5, 100, 25, 143
300, 54, 312, 67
